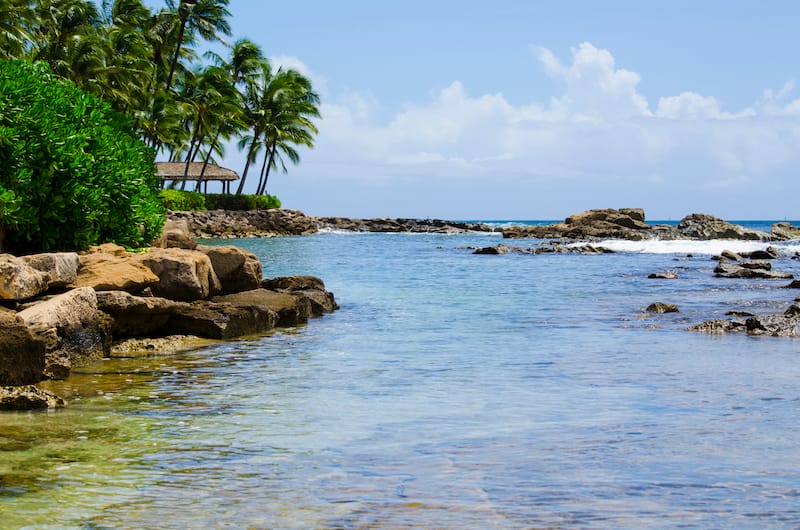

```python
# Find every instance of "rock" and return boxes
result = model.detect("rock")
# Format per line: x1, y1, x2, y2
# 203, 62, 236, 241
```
726, 310, 755, 317
96, 291, 180, 338
169, 209, 319, 238
646, 302, 679, 313
135, 248, 221, 301
0, 311, 46, 385
565, 208, 649, 230
784, 303, 800, 317
84, 242, 130, 257
261, 276, 326, 292
197, 245, 261, 294
20, 252, 80, 289
782, 279, 800, 288
474, 245, 509, 255
167, 301, 278, 340
739, 260, 772, 270
771, 222, 800, 240
0, 254, 49, 300
0, 385, 66, 410
713, 260, 793, 279
745, 314, 800, 337
261, 276, 338, 316
316, 216, 496, 234
17, 288, 111, 378
213, 288, 311, 327
741, 247, 780, 260
151, 219, 198, 250
720, 250, 742, 261
71, 251, 159, 293
648, 271, 679, 279
674, 214, 771, 240
111, 336, 215, 357
686, 318, 744, 334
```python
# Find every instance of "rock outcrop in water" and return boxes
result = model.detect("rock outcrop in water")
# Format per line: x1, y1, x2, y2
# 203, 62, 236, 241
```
502, 209, 780, 241
0, 220, 338, 409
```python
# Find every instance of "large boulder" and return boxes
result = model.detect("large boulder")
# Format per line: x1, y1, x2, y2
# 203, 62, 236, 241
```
167, 301, 278, 340
746, 314, 800, 337
96, 290, 181, 338
20, 252, 80, 289
213, 288, 311, 327
564, 208, 649, 230
135, 248, 221, 301
197, 244, 262, 294
771, 222, 800, 240
675, 214, 770, 240
0, 310, 46, 385
0, 254, 49, 300
17, 287, 111, 379
71, 251, 159, 293
713, 260, 793, 279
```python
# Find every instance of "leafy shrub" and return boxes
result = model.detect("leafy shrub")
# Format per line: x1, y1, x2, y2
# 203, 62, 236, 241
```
205, 193, 281, 211
0, 60, 165, 251
159, 189, 206, 211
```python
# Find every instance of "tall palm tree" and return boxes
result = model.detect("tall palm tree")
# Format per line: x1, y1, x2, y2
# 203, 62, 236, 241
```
251, 69, 320, 196
162, 0, 231, 95
28, 0, 100, 79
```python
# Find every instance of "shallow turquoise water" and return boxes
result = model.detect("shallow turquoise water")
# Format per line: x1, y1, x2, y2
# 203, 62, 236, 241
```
2, 231, 800, 528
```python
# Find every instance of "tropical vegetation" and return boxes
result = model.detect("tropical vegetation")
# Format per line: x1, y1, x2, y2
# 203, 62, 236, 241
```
0, 0, 320, 196
0, 59, 164, 251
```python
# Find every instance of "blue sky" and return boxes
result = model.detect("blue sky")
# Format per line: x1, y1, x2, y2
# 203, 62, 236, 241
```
152, 1, 800, 220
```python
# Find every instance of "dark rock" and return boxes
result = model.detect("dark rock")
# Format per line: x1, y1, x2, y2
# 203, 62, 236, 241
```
784, 304, 800, 317
169, 209, 320, 238
674, 214, 770, 240
726, 310, 756, 317
739, 260, 771, 270
782, 279, 800, 288
713, 260, 793, 279
745, 314, 800, 337
167, 301, 278, 340
687, 319, 739, 333
96, 291, 180, 338
474, 245, 509, 255
648, 271, 679, 279
0, 385, 66, 410
646, 302, 679, 313
213, 289, 310, 327
261, 276, 326, 292
741, 247, 780, 260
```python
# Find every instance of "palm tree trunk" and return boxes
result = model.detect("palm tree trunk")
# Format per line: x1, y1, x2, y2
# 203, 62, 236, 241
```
257, 144, 277, 195
236, 134, 260, 195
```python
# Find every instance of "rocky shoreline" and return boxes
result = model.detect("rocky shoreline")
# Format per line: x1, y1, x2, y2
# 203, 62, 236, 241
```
0, 220, 337, 410
170, 207, 798, 243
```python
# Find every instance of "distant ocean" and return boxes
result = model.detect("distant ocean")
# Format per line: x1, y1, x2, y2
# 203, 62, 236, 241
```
3, 224, 800, 528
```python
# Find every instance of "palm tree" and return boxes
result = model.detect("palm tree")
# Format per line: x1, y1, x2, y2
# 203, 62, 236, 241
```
0, 0, 35, 59
28, 0, 100, 79
162, 0, 231, 95
250, 69, 320, 196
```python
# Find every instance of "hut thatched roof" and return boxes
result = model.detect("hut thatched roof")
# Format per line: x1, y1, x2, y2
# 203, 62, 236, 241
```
155, 162, 240, 181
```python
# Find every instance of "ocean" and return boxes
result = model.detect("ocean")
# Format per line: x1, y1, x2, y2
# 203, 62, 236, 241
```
2, 224, 800, 528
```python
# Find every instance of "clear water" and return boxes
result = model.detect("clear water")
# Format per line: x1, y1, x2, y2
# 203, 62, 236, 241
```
2, 229, 800, 529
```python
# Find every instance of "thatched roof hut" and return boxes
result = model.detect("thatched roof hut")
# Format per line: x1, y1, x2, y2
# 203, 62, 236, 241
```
155, 162, 240, 182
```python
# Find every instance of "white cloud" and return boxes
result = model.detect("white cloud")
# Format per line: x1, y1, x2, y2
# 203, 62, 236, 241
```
253, 43, 800, 218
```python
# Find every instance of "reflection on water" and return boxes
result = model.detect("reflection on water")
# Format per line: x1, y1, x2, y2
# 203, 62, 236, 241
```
2, 233, 800, 528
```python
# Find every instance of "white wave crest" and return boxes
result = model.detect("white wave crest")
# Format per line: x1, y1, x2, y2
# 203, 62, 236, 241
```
593, 238, 800, 255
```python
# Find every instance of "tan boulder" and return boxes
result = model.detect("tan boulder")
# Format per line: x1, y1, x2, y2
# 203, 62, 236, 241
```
96, 290, 180, 338
17, 287, 111, 378
0, 310, 46, 385
198, 244, 262, 294
152, 219, 198, 250
71, 252, 159, 293
0, 385, 66, 410
0, 254, 49, 300
20, 252, 80, 288
135, 248, 221, 301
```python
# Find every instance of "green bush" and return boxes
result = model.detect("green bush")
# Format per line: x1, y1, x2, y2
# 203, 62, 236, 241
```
159, 189, 206, 211
0, 60, 165, 251
205, 193, 281, 211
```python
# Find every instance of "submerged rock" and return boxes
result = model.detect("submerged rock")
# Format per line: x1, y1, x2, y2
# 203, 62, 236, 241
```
646, 302, 679, 314
0, 385, 66, 410
648, 271, 679, 279
713, 260, 793, 279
